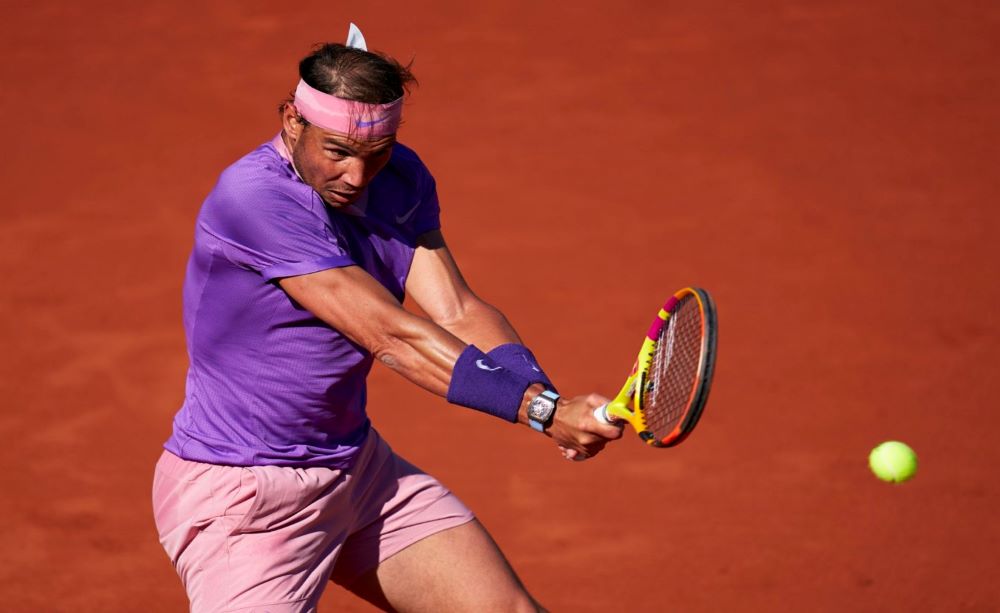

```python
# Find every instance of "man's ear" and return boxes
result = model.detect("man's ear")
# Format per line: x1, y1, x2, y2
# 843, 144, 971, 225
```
282, 103, 306, 147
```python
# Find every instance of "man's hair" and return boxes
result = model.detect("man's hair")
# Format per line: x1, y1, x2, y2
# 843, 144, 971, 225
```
280, 43, 416, 116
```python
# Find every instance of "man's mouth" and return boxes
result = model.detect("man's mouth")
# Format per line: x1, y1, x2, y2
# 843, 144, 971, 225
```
326, 189, 358, 205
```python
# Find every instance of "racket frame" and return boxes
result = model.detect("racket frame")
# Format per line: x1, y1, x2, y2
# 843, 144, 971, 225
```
597, 287, 718, 447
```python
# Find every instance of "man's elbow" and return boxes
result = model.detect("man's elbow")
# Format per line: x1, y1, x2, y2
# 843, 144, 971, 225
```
367, 315, 425, 368
432, 293, 496, 329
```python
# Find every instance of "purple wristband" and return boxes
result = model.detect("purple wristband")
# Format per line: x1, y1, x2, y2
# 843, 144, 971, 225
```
447, 345, 532, 423
486, 343, 557, 393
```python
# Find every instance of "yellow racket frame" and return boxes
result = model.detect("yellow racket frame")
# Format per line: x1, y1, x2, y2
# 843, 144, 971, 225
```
603, 324, 660, 433
595, 287, 716, 447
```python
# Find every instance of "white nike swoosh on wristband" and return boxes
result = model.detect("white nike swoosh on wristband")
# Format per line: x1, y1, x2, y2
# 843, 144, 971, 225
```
475, 359, 503, 372
395, 199, 422, 224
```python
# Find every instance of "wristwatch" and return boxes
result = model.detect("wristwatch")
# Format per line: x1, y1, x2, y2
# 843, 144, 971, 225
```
527, 389, 560, 432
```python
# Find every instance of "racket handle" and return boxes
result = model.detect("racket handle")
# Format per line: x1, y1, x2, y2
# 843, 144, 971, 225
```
593, 403, 615, 425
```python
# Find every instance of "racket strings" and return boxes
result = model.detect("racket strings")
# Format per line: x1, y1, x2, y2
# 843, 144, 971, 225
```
641, 294, 704, 439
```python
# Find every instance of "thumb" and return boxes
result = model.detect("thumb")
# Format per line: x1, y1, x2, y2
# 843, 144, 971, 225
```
589, 401, 625, 439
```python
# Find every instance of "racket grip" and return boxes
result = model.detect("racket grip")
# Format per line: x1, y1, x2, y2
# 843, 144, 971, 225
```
593, 403, 615, 425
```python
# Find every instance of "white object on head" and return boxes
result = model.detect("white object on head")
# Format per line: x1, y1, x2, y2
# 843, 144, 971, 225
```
346, 23, 368, 51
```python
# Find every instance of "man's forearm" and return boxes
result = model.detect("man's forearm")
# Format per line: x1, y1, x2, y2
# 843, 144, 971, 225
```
435, 298, 523, 350
384, 311, 548, 425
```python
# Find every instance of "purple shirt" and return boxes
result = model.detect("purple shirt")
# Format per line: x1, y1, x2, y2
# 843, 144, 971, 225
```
165, 134, 440, 468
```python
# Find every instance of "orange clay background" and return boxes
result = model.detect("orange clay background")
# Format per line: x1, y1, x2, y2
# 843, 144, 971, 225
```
2, 2, 998, 611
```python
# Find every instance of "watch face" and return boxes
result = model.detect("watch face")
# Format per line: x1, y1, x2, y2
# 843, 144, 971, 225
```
528, 397, 555, 421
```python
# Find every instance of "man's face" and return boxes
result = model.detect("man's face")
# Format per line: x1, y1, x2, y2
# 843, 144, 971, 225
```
282, 106, 395, 207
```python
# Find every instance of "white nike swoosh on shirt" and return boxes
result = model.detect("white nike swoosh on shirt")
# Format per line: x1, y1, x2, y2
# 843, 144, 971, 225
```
521, 354, 541, 372
395, 200, 422, 224
475, 359, 503, 372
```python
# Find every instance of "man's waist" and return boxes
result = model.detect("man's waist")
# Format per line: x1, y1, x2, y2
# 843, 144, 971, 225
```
166, 405, 371, 469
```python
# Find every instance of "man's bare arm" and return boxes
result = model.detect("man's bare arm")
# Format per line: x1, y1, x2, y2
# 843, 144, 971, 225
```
404, 230, 522, 349
280, 266, 464, 396
279, 263, 621, 456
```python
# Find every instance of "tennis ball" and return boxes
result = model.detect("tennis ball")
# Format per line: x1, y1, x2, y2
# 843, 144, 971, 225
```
868, 441, 917, 483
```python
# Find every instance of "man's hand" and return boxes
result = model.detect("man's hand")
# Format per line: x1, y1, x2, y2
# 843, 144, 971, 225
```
544, 393, 624, 460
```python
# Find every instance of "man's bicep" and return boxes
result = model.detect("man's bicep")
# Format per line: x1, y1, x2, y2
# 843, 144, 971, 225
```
279, 265, 411, 352
406, 230, 476, 325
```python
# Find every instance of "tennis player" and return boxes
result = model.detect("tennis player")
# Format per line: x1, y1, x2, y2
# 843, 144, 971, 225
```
152, 25, 622, 612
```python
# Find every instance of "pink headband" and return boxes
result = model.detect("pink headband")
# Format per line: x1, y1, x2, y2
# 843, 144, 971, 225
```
293, 79, 403, 139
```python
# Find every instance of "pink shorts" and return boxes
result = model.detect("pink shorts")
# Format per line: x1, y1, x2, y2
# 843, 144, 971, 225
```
152, 429, 474, 612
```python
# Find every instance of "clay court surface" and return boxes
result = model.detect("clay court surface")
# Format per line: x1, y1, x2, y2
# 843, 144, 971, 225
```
2, 1, 998, 611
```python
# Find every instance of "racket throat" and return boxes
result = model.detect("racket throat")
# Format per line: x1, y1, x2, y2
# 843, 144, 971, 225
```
605, 403, 645, 431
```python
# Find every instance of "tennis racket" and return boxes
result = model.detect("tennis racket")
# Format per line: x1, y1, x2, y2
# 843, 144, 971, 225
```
594, 287, 718, 447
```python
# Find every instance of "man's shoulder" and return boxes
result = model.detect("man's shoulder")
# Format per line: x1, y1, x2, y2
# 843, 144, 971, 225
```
384, 142, 434, 185
214, 142, 299, 197
200, 141, 318, 230
203, 142, 316, 217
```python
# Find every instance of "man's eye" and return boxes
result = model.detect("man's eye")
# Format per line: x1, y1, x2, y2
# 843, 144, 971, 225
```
327, 149, 350, 159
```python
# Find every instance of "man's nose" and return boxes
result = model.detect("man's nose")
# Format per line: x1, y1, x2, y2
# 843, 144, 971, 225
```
341, 157, 366, 189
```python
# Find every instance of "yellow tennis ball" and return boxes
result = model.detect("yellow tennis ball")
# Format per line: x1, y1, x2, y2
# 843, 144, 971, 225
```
868, 441, 917, 483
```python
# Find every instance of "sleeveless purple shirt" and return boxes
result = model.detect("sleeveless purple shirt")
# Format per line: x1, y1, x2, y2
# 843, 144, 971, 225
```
165, 135, 440, 468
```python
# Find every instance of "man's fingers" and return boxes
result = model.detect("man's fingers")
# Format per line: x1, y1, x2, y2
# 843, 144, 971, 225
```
559, 444, 598, 462
585, 439, 608, 456
559, 438, 609, 461
549, 393, 626, 461
586, 393, 612, 410
586, 413, 625, 440
582, 402, 625, 440
597, 421, 625, 440
562, 447, 589, 462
